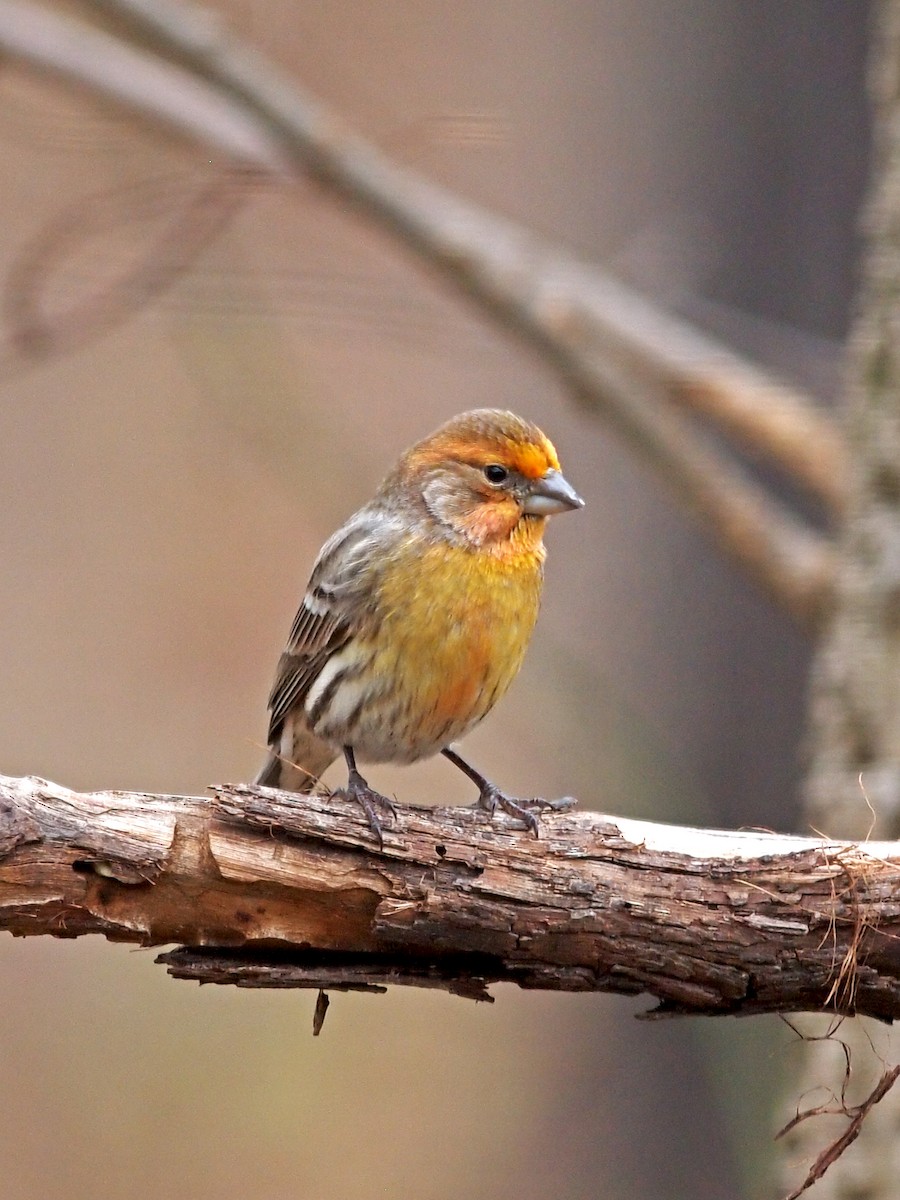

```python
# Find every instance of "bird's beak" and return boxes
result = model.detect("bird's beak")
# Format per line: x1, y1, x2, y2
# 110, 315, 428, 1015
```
523, 469, 585, 516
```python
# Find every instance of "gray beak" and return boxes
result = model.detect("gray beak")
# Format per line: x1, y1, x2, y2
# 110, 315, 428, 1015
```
523, 468, 585, 516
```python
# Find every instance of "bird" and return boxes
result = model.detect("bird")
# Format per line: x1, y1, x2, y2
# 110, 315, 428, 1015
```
255, 408, 584, 842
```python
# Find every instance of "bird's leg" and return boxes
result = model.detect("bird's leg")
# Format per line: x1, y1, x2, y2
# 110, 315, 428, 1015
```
333, 746, 397, 847
441, 746, 576, 837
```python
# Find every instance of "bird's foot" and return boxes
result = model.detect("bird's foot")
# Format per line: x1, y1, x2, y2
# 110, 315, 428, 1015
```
476, 783, 577, 837
333, 768, 397, 848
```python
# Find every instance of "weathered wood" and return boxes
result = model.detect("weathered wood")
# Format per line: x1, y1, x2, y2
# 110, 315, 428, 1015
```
2, 773, 900, 1018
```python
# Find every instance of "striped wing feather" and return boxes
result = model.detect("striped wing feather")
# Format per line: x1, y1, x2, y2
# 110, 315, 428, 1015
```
265, 507, 404, 742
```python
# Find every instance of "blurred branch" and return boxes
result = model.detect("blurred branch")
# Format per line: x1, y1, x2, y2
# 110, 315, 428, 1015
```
0, 0, 287, 167
5, 171, 254, 358
87, 0, 847, 511
552, 352, 835, 627
0, 0, 838, 624
4, 772, 900, 1021
775, 6, 900, 1194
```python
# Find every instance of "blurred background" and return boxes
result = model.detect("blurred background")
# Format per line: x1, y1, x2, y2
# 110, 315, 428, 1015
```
0, 2, 871, 1197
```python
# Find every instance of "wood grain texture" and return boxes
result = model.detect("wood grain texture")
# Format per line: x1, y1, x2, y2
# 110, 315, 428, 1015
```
2, 773, 900, 1018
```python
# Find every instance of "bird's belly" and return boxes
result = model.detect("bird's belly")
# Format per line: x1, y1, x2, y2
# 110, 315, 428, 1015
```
310, 543, 542, 764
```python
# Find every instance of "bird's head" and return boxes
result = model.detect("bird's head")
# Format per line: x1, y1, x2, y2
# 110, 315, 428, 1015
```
387, 409, 584, 547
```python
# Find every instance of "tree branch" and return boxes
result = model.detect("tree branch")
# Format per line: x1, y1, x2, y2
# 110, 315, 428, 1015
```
0, 0, 838, 623
87, 0, 847, 511
0, 0, 287, 168
4, 772, 900, 1021
88, 0, 841, 625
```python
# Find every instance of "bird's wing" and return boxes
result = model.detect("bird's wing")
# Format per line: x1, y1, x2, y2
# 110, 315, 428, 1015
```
266, 507, 407, 740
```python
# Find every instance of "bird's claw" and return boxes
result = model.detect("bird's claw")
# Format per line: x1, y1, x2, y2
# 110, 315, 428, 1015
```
334, 771, 397, 848
534, 796, 578, 812
476, 785, 576, 837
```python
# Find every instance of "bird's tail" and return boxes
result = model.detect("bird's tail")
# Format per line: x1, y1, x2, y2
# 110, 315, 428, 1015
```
254, 717, 338, 792
254, 751, 327, 792
254, 752, 302, 789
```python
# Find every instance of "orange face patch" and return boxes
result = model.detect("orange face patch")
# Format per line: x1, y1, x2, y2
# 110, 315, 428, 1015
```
455, 493, 522, 545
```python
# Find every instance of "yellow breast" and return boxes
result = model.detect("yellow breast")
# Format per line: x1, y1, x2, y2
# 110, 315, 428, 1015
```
361, 529, 545, 761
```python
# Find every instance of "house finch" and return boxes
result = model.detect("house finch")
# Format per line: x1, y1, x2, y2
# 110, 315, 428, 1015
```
255, 408, 583, 842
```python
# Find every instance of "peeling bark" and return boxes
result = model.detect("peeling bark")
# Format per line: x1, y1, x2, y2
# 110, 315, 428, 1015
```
3, 774, 900, 1020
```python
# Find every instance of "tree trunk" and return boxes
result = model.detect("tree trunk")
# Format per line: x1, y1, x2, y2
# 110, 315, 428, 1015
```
776, 2, 900, 1195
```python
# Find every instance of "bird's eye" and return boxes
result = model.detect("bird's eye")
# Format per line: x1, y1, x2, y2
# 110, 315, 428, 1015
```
483, 464, 509, 484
